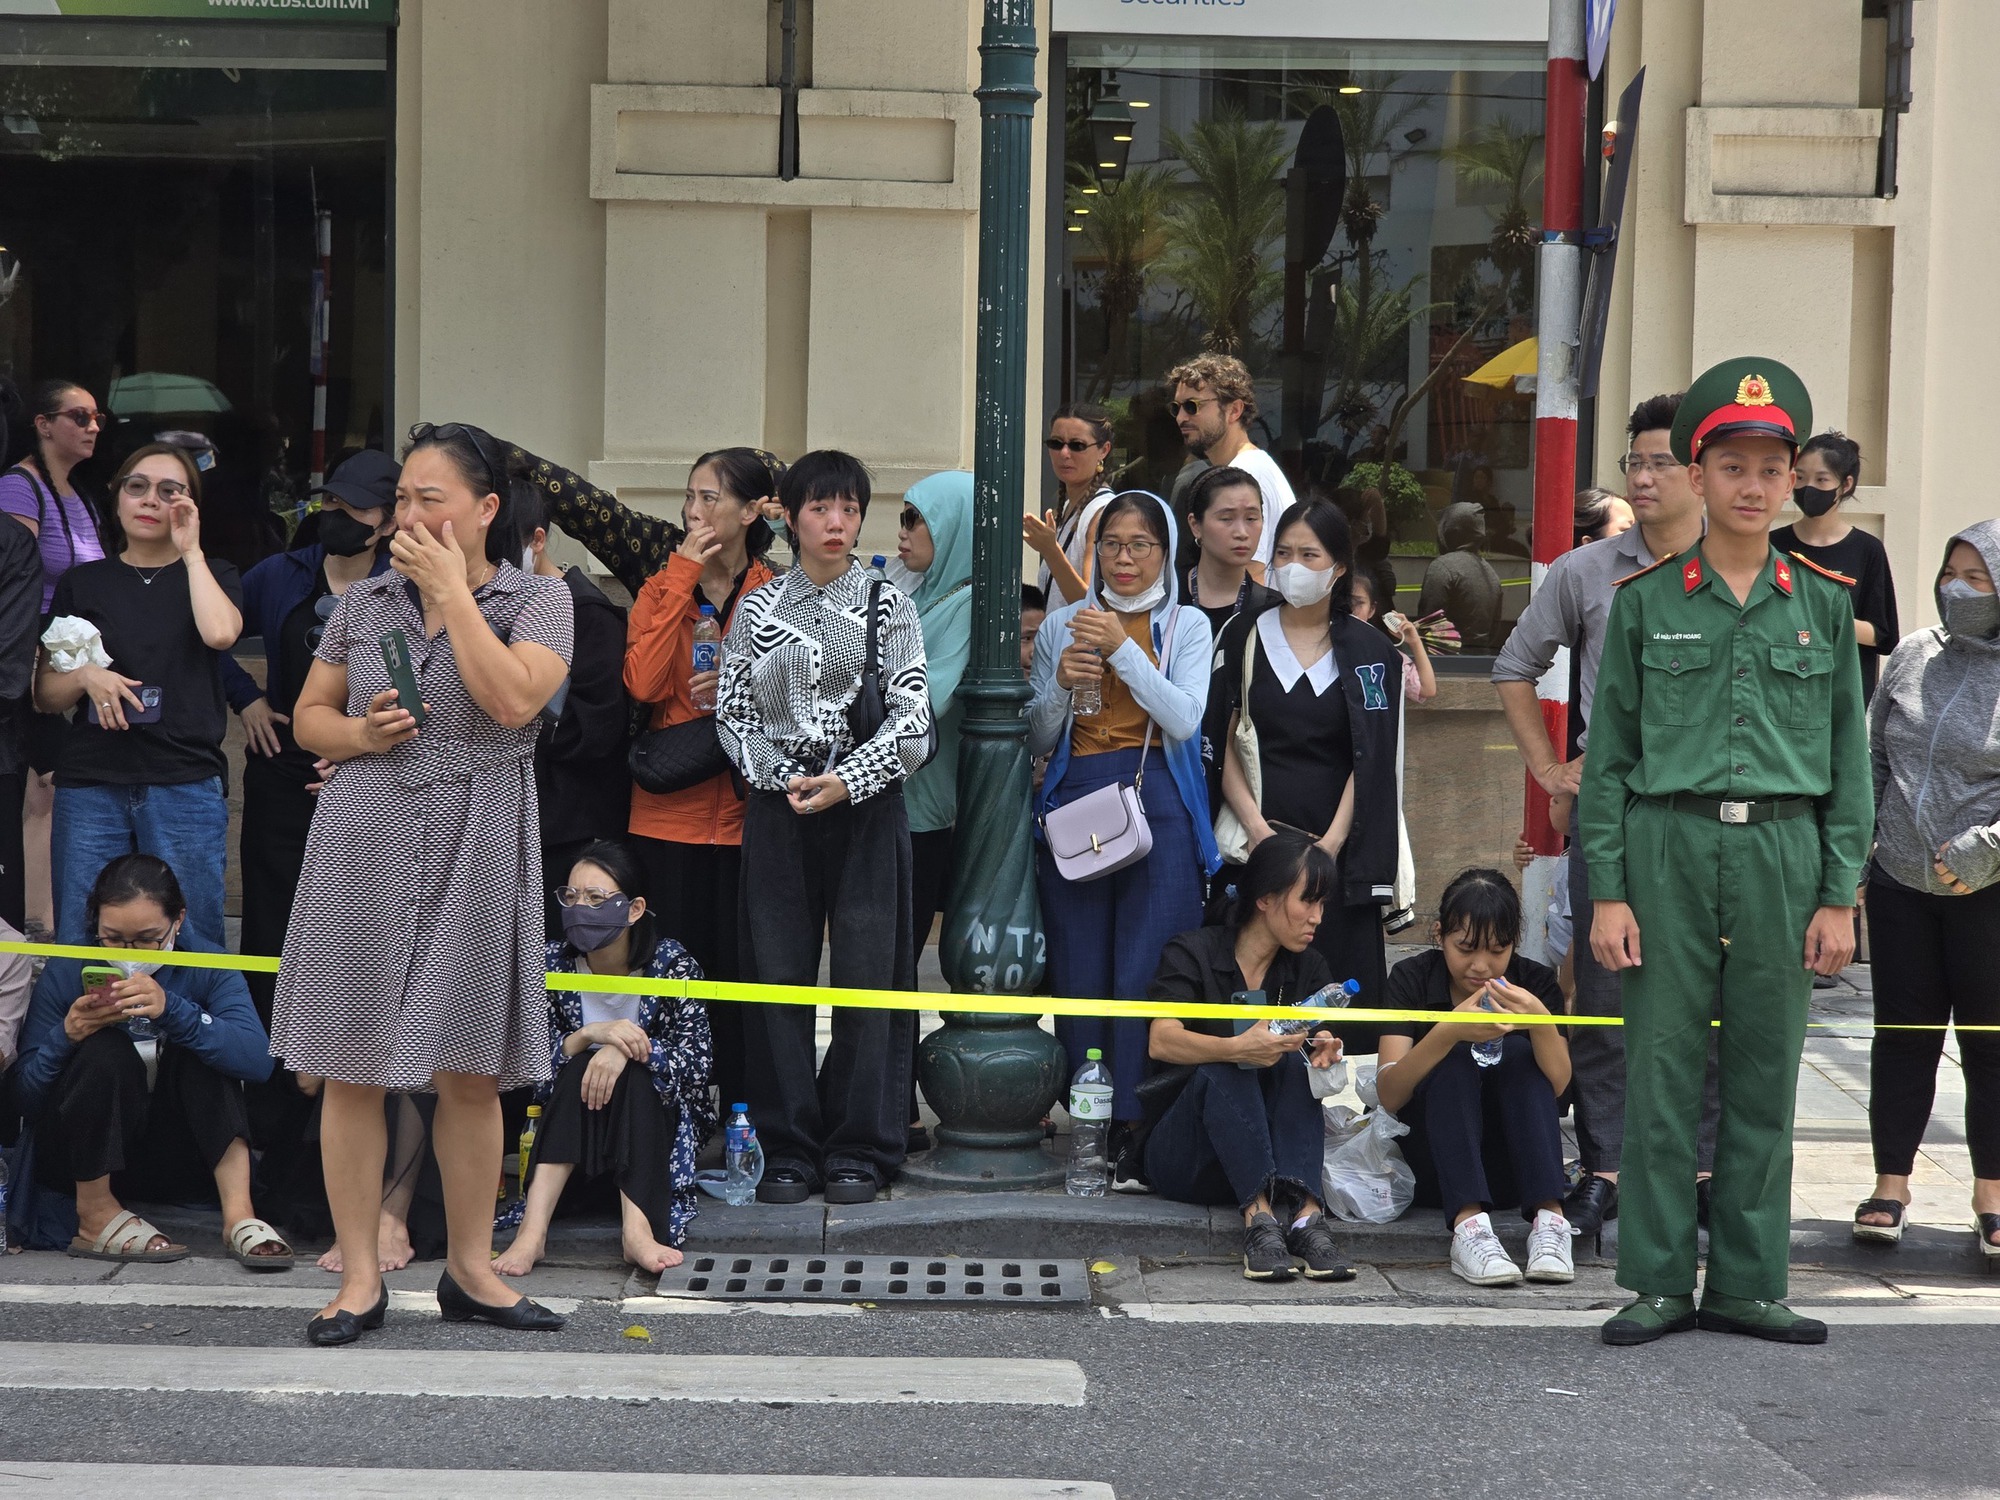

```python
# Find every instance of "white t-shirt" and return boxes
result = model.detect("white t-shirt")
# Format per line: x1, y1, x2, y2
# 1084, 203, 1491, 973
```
1221, 444, 1296, 566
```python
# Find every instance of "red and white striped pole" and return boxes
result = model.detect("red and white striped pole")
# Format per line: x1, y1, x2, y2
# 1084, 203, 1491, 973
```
1524, 0, 1588, 861
1516, 0, 1588, 958
309, 209, 332, 491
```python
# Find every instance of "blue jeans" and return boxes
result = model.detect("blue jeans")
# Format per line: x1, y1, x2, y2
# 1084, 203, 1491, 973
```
1038, 747, 1205, 1120
53, 779, 230, 948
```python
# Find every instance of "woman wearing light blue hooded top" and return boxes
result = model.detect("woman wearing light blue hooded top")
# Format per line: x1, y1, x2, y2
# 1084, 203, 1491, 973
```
896, 474, 975, 1146
1029, 490, 1218, 1154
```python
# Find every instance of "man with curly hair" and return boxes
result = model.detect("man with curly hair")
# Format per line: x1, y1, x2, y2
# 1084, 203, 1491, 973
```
1168, 354, 1293, 566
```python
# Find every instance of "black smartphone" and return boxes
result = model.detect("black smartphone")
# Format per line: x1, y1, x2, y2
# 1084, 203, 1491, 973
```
379, 629, 429, 726
1230, 988, 1268, 1069
86, 685, 162, 727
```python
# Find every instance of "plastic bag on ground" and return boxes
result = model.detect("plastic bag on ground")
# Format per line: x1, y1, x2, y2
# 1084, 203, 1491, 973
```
1321, 1104, 1416, 1224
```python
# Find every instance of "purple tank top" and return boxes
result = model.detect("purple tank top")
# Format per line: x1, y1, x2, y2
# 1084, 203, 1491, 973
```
0, 467, 105, 613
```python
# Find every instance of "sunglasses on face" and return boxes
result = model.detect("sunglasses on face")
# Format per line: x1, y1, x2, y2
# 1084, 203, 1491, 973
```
1172, 398, 1219, 418
57, 407, 110, 429
900, 508, 923, 532
1045, 437, 1099, 453
119, 474, 190, 502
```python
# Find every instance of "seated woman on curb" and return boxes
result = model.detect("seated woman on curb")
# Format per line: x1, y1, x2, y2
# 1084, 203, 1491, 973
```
1143, 831, 1356, 1283
11, 854, 290, 1269
1376, 868, 1573, 1288
495, 839, 714, 1277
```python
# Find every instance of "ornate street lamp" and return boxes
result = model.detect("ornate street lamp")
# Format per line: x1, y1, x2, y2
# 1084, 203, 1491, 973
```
1088, 72, 1134, 189
904, 0, 1065, 1192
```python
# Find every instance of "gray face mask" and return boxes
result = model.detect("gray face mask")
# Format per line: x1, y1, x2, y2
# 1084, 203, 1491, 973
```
1940, 578, 2000, 640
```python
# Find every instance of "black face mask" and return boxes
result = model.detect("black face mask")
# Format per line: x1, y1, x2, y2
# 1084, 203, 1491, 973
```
318, 508, 383, 557
1793, 484, 1841, 519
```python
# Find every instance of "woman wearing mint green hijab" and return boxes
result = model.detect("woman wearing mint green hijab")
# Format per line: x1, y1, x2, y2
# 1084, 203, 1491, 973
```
897, 472, 974, 1149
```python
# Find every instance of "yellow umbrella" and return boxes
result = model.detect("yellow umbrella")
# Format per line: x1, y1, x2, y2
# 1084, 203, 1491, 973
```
1462, 337, 1538, 390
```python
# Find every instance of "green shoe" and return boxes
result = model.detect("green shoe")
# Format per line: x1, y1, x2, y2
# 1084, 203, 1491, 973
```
1600, 1293, 1698, 1346
1697, 1292, 1828, 1344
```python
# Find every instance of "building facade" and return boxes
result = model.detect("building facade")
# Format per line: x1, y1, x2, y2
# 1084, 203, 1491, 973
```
1, 0, 1990, 918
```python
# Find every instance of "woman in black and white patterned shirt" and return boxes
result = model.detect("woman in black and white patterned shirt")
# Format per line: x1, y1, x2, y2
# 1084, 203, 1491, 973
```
716, 450, 930, 1207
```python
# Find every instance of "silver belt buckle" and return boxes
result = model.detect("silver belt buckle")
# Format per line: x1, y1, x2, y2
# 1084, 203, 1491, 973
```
1718, 800, 1751, 825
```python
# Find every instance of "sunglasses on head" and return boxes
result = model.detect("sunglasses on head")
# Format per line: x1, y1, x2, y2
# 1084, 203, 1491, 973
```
409, 421, 507, 497
1045, 437, 1099, 453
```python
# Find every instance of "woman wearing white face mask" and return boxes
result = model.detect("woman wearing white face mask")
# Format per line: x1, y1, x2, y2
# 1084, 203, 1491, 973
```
1204, 500, 1406, 1033
10, 854, 289, 1268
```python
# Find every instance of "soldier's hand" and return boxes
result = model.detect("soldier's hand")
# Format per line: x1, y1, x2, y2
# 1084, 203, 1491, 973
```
1590, 899, 1643, 971
1803, 905, 1856, 977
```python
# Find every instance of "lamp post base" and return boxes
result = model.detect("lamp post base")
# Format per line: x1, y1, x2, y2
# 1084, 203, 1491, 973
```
901, 1011, 1067, 1192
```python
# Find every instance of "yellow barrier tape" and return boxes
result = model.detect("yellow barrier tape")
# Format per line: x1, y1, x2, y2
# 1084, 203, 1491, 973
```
1, 940, 1981, 1031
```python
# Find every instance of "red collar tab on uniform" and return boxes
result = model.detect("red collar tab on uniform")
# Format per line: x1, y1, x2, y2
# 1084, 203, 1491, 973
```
1773, 554, 1793, 595
1681, 555, 1703, 594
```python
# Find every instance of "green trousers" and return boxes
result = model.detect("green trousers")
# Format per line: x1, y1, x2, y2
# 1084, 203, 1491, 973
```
1617, 799, 1818, 1301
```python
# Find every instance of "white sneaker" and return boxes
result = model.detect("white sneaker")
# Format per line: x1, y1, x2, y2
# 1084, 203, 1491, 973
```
1450, 1212, 1523, 1286
1525, 1208, 1576, 1283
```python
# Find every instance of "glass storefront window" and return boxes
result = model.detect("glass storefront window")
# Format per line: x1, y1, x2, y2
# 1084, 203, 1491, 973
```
1059, 36, 1546, 655
0, 19, 390, 572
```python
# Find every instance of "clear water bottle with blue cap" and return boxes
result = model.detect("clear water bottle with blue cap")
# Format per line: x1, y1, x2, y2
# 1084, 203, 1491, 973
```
868, 554, 889, 583
724, 1104, 764, 1206
1064, 1049, 1114, 1197
1471, 984, 1507, 1068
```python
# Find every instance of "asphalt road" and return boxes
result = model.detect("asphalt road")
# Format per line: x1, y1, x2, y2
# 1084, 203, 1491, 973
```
1, 1273, 1994, 1499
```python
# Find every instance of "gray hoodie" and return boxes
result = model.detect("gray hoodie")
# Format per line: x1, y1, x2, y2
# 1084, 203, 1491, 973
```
1870, 518, 2000, 894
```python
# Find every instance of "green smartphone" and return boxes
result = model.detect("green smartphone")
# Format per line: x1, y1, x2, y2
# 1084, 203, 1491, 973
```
379, 629, 429, 727
81, 965, 122, 1006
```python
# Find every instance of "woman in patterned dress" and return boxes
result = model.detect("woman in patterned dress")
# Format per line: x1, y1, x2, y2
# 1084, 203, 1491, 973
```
494, 839, 714, 1277
270, 424, 574, 1346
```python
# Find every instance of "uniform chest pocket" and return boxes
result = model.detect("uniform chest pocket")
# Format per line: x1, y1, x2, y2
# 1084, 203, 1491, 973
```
1768, 644, 1834, 728
1640, 642, 1714, 726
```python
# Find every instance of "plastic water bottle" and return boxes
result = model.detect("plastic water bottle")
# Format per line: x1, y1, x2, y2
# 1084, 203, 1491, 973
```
869, 554, 890, 582
0, 1154, 9, 1256
1270, 979, 1362, 1035
1069, 650, 1103, 717
690, 604, 721, 710
724, 1104, 765, 1206
518, 1105, 541, 1189
1065, 1049, 1114, 1198
1471, 987, 1505, 1069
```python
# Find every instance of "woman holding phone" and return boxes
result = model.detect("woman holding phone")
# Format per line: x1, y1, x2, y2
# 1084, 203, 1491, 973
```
269, 423, 574, 1346
33, 444, 242, 948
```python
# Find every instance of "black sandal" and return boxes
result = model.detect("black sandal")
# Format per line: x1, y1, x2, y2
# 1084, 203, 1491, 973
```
1976, 1212, 2000, 1261
1853, 1197, 1906, 1244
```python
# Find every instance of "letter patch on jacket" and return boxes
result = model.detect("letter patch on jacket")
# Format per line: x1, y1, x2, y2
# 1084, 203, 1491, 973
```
1354, 661, 1390, 711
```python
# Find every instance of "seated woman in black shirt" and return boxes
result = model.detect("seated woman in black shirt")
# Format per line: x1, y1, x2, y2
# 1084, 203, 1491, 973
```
1144, 832, 1356, 1283
1376, 868, 1572, 1288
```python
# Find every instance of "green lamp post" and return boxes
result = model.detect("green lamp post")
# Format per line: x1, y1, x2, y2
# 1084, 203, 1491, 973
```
903, 0, 1065, 1192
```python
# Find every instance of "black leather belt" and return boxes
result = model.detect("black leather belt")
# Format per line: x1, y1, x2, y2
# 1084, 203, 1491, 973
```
1650, 793, 1814, 825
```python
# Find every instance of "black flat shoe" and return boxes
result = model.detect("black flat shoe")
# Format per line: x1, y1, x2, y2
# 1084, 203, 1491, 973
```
435, 1269, 566, 1331
306, 1285, 389, 1347
823, 1168, 879, 1205
1563, 1174, 1618, 1242
757, 1166, 813, 1205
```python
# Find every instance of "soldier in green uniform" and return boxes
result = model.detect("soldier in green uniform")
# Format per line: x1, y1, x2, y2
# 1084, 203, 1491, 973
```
1581, 357, 1872, 1346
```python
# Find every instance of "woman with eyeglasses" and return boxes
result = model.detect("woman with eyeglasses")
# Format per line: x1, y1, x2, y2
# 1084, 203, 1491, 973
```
33, 444, 243, 950
1028, 491, 1218, 1173
268, 423, 573, 1345
495, 839, 713, 1277
10, 853, 290, 1267
1, 379, 109, 941
1024, 403, 1116, 609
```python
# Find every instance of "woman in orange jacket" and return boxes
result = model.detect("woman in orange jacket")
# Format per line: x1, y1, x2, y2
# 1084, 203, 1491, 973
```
623, 448, 783, 1103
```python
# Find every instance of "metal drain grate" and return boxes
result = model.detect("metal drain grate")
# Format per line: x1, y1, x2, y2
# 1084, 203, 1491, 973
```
652, 1255, 1091, 1305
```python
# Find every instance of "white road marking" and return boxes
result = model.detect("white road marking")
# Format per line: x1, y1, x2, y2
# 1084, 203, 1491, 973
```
0, 1285, 580, 1315
0, 1343, 1087, 1406
1106, 1301, 2000, 1327
0, 1465, 1114, 1498
622, 1294, 865, 1317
